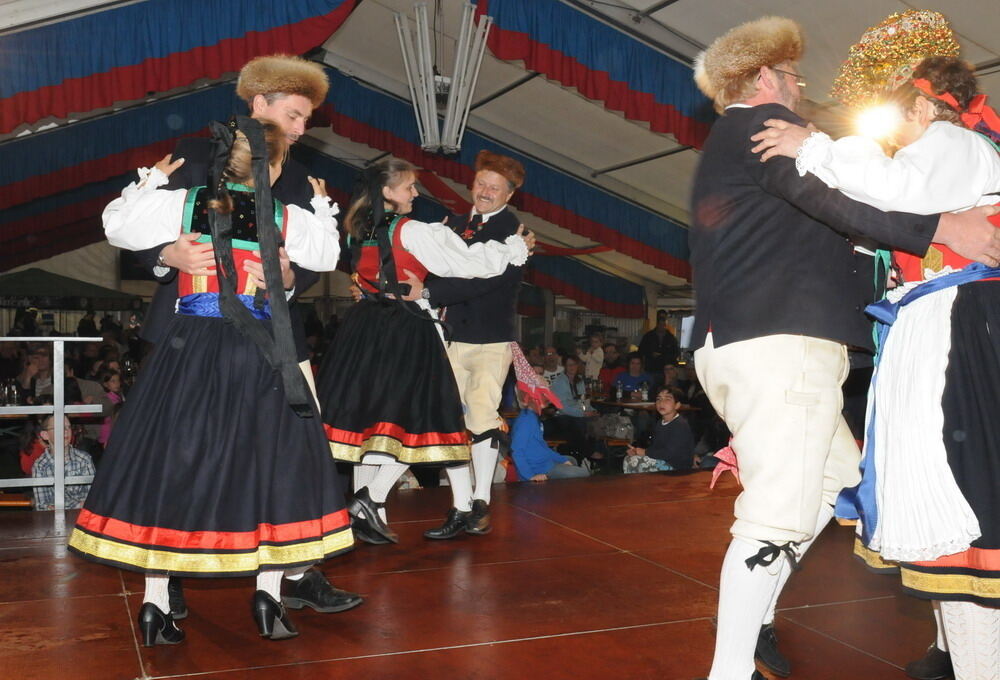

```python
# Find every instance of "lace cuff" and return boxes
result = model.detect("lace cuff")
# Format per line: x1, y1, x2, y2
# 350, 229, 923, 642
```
504, 233, 530, 266
135, 166, 169, 190
309, 195, 341, 230
794, 131, 832, 177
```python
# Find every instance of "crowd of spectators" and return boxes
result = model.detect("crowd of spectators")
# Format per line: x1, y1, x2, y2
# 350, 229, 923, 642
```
508, 320, 732, 482
1, 309, 143, 510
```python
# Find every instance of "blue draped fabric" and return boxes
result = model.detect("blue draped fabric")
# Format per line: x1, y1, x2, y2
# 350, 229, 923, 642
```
177, 293, 271, 320
480, 0, 713, 125
527, 255, 646, 317
324, 69, 690, 268
0, 0, 351, 99
2, 85, 242, 189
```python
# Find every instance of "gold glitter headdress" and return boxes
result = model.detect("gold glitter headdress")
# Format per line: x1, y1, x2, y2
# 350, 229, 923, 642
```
830, 10, 959, 109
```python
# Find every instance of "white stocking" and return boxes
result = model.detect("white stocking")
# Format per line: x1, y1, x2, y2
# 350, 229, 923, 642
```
444, 464, 474, 512
939, 600, 1000, 680
933, 600, 949, 652
143, 575, 170, 613
763, 502, 834, 625
353, 463, 378, 493
709, 537, 785, 680
256, 570, 283, 601
284, 565, 309, 582
471, 440, 500, 503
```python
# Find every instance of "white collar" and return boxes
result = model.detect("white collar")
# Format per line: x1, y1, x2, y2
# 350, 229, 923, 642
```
725, 103, 752, 110
472, 205, 507, 224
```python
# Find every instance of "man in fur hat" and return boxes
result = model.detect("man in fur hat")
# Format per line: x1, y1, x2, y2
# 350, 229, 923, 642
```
402, 150, 527, 540
688, 17, 1000, 680
131, 54, 362, 621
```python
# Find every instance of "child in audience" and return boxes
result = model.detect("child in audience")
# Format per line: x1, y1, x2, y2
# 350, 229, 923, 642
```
623, 387, 695, 474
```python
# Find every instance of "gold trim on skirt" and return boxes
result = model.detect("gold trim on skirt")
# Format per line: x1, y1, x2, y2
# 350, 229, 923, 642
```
901, 567, 1000, 601
68, 527, 354, 574
329, 435, 469, 465
853, 536, 900, 572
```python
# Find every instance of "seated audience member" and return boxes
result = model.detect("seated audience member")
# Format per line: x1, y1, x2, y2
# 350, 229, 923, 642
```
623, 387, 695, 474
97, 370, 124, 447
0, 341, 23, 381
545, 355, 597, 460
19, 417, 46, 475
541, 345, 564, 384
613, 353, 654, 398
579, 333, 604, 382
526, 345, 544, 367
32, 415, 96, 510
512, 407, 589, 481
598, 342, 624, 394
18, 345, 53, 403
655, 364, 684, 393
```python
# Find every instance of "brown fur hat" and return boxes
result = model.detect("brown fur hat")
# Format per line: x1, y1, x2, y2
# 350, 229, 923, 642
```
474, 150, 525, 190
694, 17, 804, 108
236, 55, 329, 108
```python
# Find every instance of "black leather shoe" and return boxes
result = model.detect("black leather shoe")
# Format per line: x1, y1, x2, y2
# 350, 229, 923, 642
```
755, 623, 791, 677
252, 590, 298, 640
423, 507, 472, 540
465, 499, 492, 535
348, 487, 398, 543
905, 644, 953, 680
351, 515, 392, 545
138, 602, 185, 647
282, 567, 363, 613
167, 576, 188, 620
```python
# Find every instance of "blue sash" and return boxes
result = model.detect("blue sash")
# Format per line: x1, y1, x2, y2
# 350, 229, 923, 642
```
176, 293, 272, 321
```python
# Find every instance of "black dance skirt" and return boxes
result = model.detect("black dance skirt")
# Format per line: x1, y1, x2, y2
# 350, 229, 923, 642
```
898, 280, 1000, 605
68, 313, 353, 577
316, 298, 470, 465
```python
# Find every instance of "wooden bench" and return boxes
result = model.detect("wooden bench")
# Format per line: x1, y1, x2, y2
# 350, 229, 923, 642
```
0, 492, 32, 508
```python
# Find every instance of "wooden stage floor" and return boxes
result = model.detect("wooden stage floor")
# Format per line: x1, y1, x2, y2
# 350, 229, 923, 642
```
0, 471, 935, 679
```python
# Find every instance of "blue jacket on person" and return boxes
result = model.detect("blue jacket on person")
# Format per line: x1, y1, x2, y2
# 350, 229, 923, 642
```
511, 409, 566, 480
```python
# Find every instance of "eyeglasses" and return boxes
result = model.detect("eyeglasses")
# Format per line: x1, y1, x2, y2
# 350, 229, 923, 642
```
772, 68, 806, 89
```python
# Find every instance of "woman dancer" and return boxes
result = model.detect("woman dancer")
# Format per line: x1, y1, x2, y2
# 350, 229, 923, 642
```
752, 55, 1000, 680
316, 158, 532, 544
69, 117, 352, 645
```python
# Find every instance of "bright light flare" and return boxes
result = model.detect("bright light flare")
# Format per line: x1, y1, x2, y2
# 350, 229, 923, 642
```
855, 105, 901, 140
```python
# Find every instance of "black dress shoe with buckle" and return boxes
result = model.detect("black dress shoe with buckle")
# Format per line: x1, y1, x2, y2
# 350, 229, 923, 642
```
423, 507, 472, 540
465, 499, 492, 535
167, 576, 188, 620
281, 567, 363, 613
348, 487, 398, 543
756, 623, 791, 677
905, 644, 953, 680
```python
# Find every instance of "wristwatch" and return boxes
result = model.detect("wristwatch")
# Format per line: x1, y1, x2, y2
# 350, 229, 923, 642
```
155, 250, 168, 268
420, 288, 431, 300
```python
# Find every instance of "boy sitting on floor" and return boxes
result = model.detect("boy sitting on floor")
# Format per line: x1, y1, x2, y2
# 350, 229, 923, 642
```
623, 387, 695, 474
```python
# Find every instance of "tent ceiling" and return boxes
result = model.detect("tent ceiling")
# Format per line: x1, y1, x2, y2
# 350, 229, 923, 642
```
2, 0, 996, 308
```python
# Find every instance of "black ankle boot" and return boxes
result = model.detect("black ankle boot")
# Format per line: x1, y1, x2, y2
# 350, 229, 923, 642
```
465, 499, 492, 535
755, 623, 790, 677
423, 507, 472, 540
252, 591, 298, 640
905, 644, 953, 680
167, 576, 188, 620
137, 602, 185, 647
